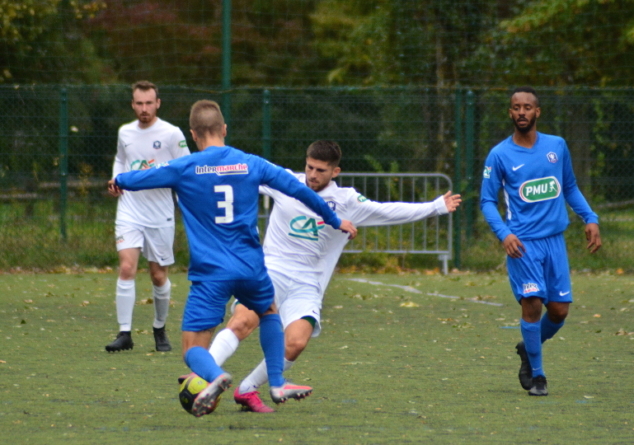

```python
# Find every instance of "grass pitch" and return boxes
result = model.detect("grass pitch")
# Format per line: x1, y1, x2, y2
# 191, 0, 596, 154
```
1, 270, 633, 444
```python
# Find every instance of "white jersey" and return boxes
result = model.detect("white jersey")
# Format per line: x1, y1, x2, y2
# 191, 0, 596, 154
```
113, 118, 190, 227
260, 172, 449, 297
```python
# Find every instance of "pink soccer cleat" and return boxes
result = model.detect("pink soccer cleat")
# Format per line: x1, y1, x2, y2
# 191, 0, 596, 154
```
234, 388, 275, 413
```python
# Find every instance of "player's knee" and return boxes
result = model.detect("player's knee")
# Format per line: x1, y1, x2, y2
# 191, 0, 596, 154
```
118, 263, 137, 280
285, 335, 308, 357
226, 316, 258, 341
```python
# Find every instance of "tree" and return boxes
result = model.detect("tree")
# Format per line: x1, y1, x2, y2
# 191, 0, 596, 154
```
0, 0, 109, 84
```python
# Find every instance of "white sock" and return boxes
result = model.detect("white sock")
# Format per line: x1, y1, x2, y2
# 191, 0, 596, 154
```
116, 279, 135, 332
208, 328, 240, 366
152, 279, 171, 329
239, 358, 294, 394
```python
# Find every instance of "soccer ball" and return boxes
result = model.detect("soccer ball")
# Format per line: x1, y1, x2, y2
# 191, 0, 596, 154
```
179, 374, 209, 414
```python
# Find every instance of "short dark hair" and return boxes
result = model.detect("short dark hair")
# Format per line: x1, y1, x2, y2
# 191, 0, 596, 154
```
306, 140, 342, 167
511, 86, 539, 107
189, 100, 225, 138
132, 80, 159, 99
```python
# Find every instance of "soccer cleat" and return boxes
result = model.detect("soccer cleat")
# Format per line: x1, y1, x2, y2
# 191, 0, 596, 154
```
269, 382, 313, 405
153, 326, 172, 352
191, 372, 233, 417
528, 375, 548, 396
105, 331, 134, 352
516, 341, 533, 390
234, 388, 275, 413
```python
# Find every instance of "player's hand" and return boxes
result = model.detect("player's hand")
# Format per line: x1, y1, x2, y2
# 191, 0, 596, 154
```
443, 191, 462, 212
108, 179, 123, 197
585, 223, 601, 254
503, 234, 525, 258
338, 219, 358, 240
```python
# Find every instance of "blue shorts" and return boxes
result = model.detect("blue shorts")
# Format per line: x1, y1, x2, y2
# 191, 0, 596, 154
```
506, 234, 572, 305
181, 275, 275, 332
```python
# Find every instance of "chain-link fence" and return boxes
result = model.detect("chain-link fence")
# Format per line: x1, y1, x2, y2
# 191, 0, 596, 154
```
1, 85, 632, 270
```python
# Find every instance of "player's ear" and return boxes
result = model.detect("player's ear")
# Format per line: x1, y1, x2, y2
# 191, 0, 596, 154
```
190, 129, 198, 142
156, 98, 161, 109
535, 107, 541, 119
331, 166, 341, 179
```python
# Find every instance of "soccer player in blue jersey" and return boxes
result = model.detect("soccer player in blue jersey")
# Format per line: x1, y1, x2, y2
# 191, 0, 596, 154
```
480, 87, 601, 396
109, 100, 357, 416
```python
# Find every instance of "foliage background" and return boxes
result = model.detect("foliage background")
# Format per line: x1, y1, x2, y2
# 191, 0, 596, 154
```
2, 0, 634, 271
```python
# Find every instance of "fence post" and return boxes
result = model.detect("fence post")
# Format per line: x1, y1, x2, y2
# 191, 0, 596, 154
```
465, 89, 475, 242
453, 88, 463, 269
222, 0, 232, 145
58, 88, 69, 241
262, 89, 271, 159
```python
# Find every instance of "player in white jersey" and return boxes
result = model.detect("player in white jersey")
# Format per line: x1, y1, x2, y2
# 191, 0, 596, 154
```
206, 140, 461, 412
105, 81, 190, 353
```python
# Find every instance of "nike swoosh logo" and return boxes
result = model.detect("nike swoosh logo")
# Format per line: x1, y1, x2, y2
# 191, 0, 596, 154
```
512, 164, 525, 171
559, 291, 570, 296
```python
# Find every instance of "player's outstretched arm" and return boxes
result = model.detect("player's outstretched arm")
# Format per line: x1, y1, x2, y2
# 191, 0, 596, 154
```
443, 191, 462, 212
585, 223, 601, 254
107, 178, 123, 197
338, 219, 357, 240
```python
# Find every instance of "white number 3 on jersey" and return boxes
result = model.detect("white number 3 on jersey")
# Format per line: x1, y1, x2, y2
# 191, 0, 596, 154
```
214, 185, 234, 224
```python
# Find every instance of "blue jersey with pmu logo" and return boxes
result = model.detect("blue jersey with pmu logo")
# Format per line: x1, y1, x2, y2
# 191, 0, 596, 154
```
115, 145, 342, 281
480, 132, 598, 242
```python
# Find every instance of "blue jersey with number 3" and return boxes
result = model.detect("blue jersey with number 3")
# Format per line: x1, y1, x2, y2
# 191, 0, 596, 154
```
480, 132, 598, 242
115, 145, 341, 281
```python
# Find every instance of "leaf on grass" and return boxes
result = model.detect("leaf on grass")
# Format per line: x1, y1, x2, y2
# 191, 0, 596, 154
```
593, 314, 601, 318
80, 301, 90, 307
138, 298, 153, 305
399, 301, 419, 308
23, 299, 33, 304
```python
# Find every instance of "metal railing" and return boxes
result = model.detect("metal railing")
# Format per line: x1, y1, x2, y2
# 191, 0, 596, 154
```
260, 172, 453, 273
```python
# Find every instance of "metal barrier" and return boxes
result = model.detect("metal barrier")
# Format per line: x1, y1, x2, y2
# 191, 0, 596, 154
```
261, 173, 453, 274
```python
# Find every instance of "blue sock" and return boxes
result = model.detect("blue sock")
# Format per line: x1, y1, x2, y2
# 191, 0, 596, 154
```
540, 313, 564, 343
259, 313, 284, 387
520, 319, 544, 378
184, 346, 224, 383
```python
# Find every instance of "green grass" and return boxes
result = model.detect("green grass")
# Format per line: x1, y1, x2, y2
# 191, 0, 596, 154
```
1, 271, 633, 444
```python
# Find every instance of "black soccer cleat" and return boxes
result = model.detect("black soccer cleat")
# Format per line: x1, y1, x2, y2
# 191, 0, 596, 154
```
528, 375, 548, 396
153, 326, 172, 352
105, 331, 134, 352
515, 341, 533, 390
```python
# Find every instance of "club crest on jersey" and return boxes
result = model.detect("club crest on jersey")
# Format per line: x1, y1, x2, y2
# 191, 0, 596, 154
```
288, 216, 325, 241
195, 163, 249, 175
547, 152, 558, 163
153, 140, 161, 149
357, 194, 368, 202
519, 176, 560, 202
523, 283, 539, 294
327, 201, 336, 211
483, 166, 491, 179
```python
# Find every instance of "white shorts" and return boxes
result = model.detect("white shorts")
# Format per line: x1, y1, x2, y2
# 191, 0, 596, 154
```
115, 222, 175, 266
268, 268, 323, 337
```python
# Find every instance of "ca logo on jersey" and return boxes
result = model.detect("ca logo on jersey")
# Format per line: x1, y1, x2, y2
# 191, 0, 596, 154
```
483, 166, 491, 179
519, 176, 560, 202
289, 216, 325, 241
130, 159, 155, 170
